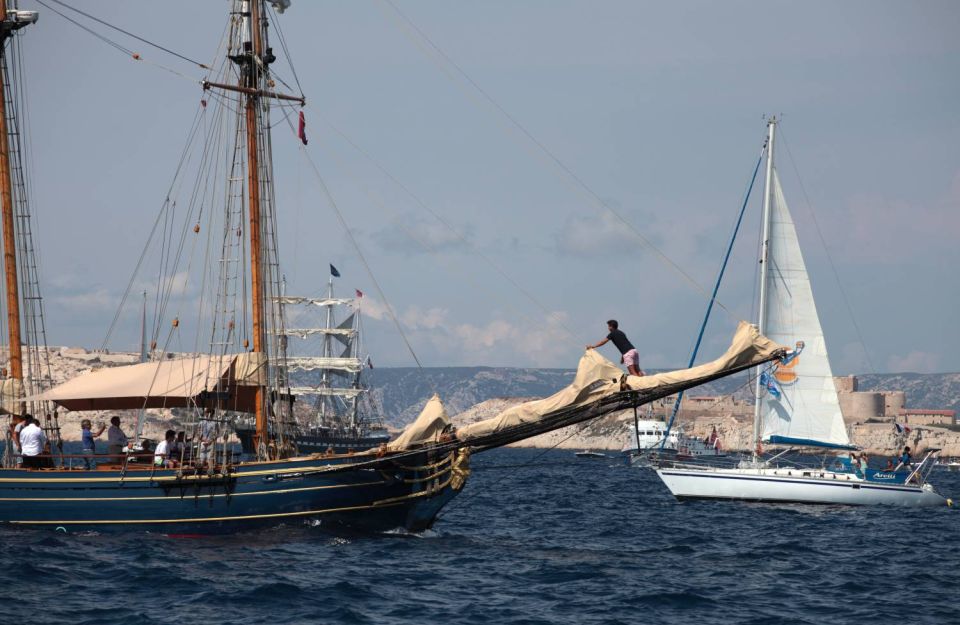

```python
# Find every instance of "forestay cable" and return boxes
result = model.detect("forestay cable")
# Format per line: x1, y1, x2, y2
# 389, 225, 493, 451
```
317, 116, 586, 344
661, 141, 766, 448
295, 143, 427, 371
377, 0, 734, 316
777, 126, 876, 374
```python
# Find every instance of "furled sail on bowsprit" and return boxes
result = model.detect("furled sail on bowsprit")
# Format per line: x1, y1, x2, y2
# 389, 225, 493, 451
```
393, 321, 783, 450
757, 171, 850, 449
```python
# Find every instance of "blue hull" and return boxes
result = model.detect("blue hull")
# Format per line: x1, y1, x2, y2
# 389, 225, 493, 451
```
0, 450, 468, 533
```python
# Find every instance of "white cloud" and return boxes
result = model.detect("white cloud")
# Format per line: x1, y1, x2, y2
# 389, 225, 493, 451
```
374, 214, 472, 255
49, 287, 120, 313
886, 350, 941, 374
402, 305, 449, 330
554, 211, 639, 257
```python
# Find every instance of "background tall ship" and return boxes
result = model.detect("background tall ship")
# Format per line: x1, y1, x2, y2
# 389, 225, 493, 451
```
234, 269, 389, 455
0, 0, 784, 533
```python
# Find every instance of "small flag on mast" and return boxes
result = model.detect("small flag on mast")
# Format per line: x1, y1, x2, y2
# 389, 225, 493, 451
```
355, 289, 364, 298
298, 110, 308, 145
330, 264, 340, 277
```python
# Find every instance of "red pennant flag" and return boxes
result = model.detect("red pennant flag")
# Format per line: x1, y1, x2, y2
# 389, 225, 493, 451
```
355, 289, 364, 298
298, 110, 308, 145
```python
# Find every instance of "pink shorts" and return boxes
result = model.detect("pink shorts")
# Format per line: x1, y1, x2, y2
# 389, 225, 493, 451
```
623, 349, 640, 368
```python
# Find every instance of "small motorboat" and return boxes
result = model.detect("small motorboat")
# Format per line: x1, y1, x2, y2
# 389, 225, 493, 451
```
575, 450, 607, 459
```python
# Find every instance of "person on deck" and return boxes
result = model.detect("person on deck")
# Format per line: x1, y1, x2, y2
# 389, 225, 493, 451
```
586, 320, 645, 376
106, 416, 129, 462
858, 452, 869, 475
8, 414, 26, 466
19, 416, 46, 470
80, 419, 106, 470
198, 412, 218, 467
154, 430, 178, 468
900, 446, 912, 470
168, 431, 186, 464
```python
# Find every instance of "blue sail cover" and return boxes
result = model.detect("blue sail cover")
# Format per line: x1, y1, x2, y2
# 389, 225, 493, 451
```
765, 435, 857, 451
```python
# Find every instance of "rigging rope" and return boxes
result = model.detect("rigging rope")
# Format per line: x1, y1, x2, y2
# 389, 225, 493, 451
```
34, 0, 203, 84
661, 140, 766, 448
41, 0, 210, 69
317, 116, 586, 344
377, 0, 736, 317
433, 419, 598, 522
294, 140, 427, 371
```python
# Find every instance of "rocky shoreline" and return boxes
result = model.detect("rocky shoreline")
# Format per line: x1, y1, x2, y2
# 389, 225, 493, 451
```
451, 398, 960, 459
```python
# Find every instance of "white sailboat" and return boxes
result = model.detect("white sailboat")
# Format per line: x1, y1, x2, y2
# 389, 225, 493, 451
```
655, 118, 948, 506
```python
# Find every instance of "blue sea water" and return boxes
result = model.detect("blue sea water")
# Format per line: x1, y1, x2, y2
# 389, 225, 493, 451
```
1, 447, 958, 625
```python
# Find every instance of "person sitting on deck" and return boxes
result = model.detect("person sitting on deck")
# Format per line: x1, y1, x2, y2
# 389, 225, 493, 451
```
885, 459, 895, 471
19, 416, 47, 470
168, 431, 185, 463
106, 416, 129, 461
586, 320, 645, 377
154, 430, 178, 468
80, 419, 106, 470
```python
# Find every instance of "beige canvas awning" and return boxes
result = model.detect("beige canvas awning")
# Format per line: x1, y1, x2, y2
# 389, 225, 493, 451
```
30, 352, 268, 412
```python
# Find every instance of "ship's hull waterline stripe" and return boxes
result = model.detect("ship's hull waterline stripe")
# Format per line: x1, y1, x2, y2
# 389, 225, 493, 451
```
0, 463, 376, 485
0, 480, 389, 502
8, 475, 458, 526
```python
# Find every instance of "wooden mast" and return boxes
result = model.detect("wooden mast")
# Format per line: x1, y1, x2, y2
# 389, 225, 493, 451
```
0, 0, 23, 385
243, 0, 269, 455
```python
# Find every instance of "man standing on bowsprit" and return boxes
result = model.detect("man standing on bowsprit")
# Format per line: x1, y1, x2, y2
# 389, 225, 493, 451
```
586, 319, 645, 376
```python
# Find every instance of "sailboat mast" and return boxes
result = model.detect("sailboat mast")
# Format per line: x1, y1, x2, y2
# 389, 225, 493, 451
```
243, 0, 269, 451
0, 0, 24, 385
752, 117, 777, 457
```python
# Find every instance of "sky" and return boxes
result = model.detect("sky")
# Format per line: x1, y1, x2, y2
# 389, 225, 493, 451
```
14, 0, 960, 373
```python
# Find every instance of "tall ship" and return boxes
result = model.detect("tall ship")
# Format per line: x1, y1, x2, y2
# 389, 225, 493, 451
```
0, 1, 785, 533
654, 118, 947, 506
234, 269, 389, 455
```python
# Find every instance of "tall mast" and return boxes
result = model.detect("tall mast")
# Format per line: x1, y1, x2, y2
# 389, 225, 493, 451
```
752, 116, 776, 459
139, 290, 147, 363
320, 273, 334, 421
0, 0, 31, 387
243, 0, 269, 454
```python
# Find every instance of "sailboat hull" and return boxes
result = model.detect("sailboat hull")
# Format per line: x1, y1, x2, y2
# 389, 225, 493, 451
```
656, 466, 947, 506
0, 450, 467, 533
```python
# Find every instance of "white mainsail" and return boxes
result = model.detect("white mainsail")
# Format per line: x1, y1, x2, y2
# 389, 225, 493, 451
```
759, 170, 849, 448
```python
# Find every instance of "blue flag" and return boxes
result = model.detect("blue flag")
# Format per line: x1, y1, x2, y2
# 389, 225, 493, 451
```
330, 264, 341, 278
760, 371, 782, 400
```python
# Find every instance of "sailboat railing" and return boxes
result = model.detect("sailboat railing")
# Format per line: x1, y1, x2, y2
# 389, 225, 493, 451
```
905, 450, 940, 486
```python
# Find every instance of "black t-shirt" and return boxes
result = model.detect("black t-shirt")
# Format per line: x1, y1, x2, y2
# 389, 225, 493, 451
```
607, 329, 635, 354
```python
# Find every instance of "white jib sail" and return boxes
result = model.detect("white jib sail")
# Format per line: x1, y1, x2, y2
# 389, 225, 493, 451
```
759, 170, 850, 448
